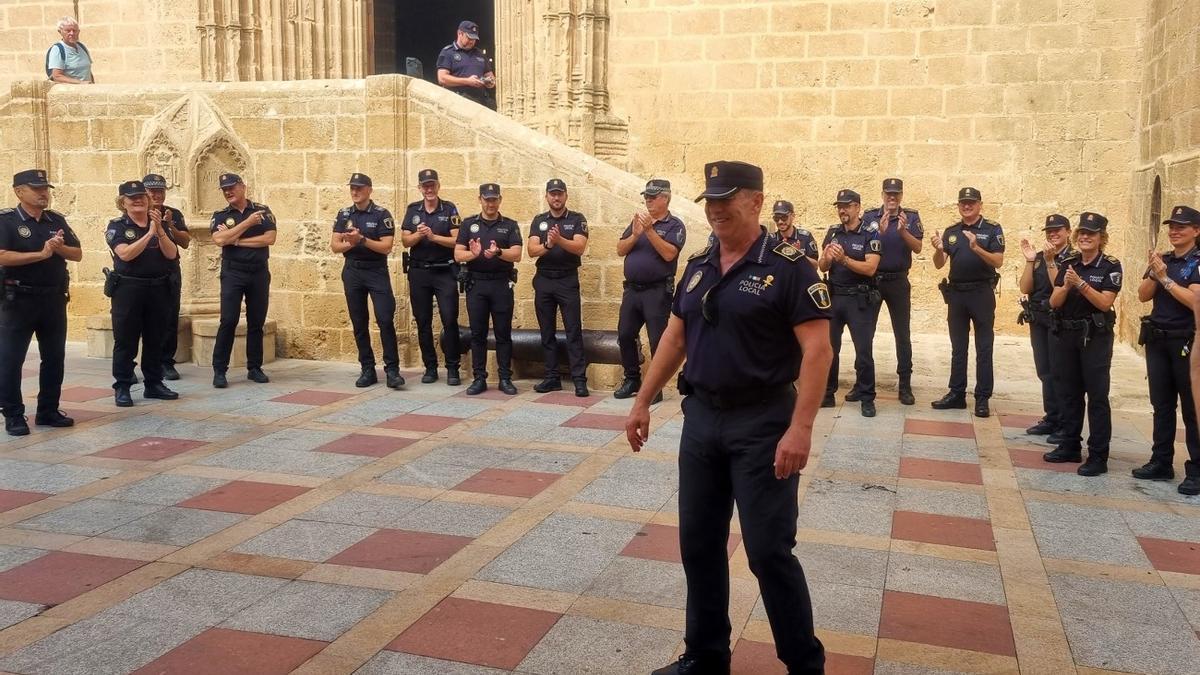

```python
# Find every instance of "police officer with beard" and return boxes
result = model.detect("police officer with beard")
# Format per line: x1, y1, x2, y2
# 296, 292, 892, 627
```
771, 200, 818, 269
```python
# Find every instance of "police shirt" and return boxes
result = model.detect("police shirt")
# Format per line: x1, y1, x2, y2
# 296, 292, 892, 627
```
210, 201, 276, 266
0, 206, 79, 287
621, 214, 686, 284
530, 210, 588, 270
402, 198, 460, 264
435, 42, 490, 90
1054, 252, 1122, 320
862, 207, 922, 273
777, 227, 819, 261
456, 214, 522, 274
1029, 246, 1073, 304
1148, 247, 1200, 329
157, 205, 187, 269
673, 228, 831, 392
943, 218, 1004, 283
821, 222, 881, 288
105, 215, 176, 278
333, 201, 395, 263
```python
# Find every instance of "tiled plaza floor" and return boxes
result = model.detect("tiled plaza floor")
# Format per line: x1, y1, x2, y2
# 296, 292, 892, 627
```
0, 334, 1197, 674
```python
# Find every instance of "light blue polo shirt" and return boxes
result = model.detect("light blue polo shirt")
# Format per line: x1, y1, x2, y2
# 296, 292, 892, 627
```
47, 41, 92, 81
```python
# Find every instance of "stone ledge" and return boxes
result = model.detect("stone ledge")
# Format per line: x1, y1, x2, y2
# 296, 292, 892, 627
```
191, 317, 278, 368
84, 314, 192, 363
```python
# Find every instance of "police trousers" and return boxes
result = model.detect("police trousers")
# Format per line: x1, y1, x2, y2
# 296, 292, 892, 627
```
826, 293, 880, 401
618, 282, 672, 380
877, 273, 914, 379
533, 271, 587, 381
0, 292, 67, 418
1052, 327, 1113, 456
343, 263, 398, 370
162, 266, 182, 366
678, 391, 825, 673
408, 266, 460, 370
1028, 318, 1061, 428
466, 278, 513, 380
947, 287, 995, 399
213, 263, 270, 372
111, 278, 169, 388
1145, 334, 1200, 476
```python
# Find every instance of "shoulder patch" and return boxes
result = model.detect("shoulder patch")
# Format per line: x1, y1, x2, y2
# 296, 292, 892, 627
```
772, 241, 802, 262
807, 282, 832, 310
869, 239, 881, 253
688, 244, 711, 261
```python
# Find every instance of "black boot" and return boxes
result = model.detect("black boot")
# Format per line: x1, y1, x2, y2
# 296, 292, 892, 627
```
614, 378, 640, 399
466, 378, 487, 396
421, 367, 438, 384
974, 398, 990, 418
212, 370, 228, 389
498, 379, 518, 395
1179, 476, 1200, 496
861, 400, 876, 418
1043, 445, 1082, 463
1046, 430, 1067, 445
385, 368, 404, 389
4, 415, 30, 437
898, 378, 915, 406
34, 410, 74, 428
163, 364, 181, 381
820, 392, 835, 408
533, 377, 562, 393
247, 368, 270, 383
1077, 454, 1108, 477
844, 390, 863, 402
356, 368, 378, 388
1026, 419, 1056, 435
650, 654, 731, 675
114, 386, 134, 407
446, 368, 461, 386
931, 392, 967, 410
144, 382, 179, 400
574, 379, 589, 397
1132, 460, 1175, 481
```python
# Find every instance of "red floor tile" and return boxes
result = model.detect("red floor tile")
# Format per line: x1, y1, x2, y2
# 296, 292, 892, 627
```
131, 627, 326, 675
93, 436, 207, 461
1008, 448, 1079, 473
0, 489, 50, 513
898, 457, 983, 485
536, 391, 601, 407
328, 528, 473, 574
732, 640, 873, 675
621, 523, 741, 564
314, 433, 416, 458
562, 412, 627, 431
178, 481, 310, 515
879, 590, 1015, 656
0, 551, 146, 605
904, 419, 975, 439
59, 407, 111, 423
453, 468, 559, 498
1138, 537, 1200, 575
891, 511, 996, 551
998, 413, 1043, 430
375, 414, 459, 433
269, 389, 355, 406
388, 597, 560, 669
59, 386, 114, 402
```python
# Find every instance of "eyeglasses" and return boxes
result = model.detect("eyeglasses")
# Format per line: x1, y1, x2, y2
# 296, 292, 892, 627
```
701, 286, 718, 326
772, 214, 789, 222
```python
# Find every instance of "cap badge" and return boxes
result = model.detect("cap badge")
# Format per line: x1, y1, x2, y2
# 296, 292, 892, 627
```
709, 166, 719, 178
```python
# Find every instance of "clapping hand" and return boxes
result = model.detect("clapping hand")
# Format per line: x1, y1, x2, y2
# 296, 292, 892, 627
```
483, 240, 500, 259
1148, 249, 1168, 279
962, 230, 977, 248
632, 211, 651, 235
416, 224, 432, 239
930, 230, 943, 252
1063, 266, 1082, 288
1020, 238, 1036, 262
546, 225, 562, 247
469, 237, 483, 257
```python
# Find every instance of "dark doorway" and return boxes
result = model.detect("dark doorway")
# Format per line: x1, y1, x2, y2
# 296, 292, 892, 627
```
373, 0, 496, 84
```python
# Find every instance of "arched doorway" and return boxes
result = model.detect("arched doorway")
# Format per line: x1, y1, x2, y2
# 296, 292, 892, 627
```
372, 0, 495, 83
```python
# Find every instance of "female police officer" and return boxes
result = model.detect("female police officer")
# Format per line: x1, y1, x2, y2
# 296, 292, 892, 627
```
1135, 205, 1200, 495
105, 180, 180, 407
1043, 213, 1121, 476
1018, 215, 1072, 442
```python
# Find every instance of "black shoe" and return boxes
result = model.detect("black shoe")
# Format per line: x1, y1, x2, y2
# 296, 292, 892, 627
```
115, 387, 134, 407
650, 654, 731, 675
1077, 456, 1108, 477
898, 386, 915, 406
614, 378, 640, 399
974, 399, 990, 418
447, 368, 461, 386
820, 393, 835, 408
4, 415, 29, 437
386, 369, 404, 389
574, 380, 589, 397
931, 392, 967, 410
1046, 431, 1066, 445
844, 390, 863, 402
1025, 419, 1056, 435
651, 390, 664, 404
356, 368, 378, 388
1132, 461, 1175, 481
144, 382, 179, 400
1043, 446, 1082, 463
34, 410, 74, 428
466, 378, 488, 396
421, 367, 438, 384
533, 377, 562, 393
247, 368, 270, 384
1179, 476, 1200, 496
498, 379, 518, 396
861, 400, 876, 418
163, 364, 181, 381
212, 371, 228, 389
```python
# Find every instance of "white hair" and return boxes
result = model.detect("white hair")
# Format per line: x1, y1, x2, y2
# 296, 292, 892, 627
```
57, 16, 80, 31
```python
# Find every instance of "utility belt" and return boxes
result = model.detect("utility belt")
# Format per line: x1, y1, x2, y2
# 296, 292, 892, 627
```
830, 283, 882, 309
345, 258, 388, 270
536, 268, 577, 280
938, 275, 998, 303
875, 270, 907, 282
1018, 298, 1053, 327
2, 279, 66, 302
114, 274, 171, 287
463, 268, 518, 293
678, 377, 794, 411
1138, 315, 1195, 346
624, 277, 673, 291
221, 259, 268, 274
402, 252, 455, 273
1053, 310, 1115, 348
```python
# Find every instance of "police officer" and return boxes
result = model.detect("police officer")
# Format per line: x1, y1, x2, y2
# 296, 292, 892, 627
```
771, 200, 818, 268
528, 178, 590, 397
401, 169, 462, 385
627, 161, 831, 675
930, 187, 1004, 417
0, 169, 80, 435
1042, 213, 1122, 476
1018, 215, 1073, 442
819, 189, 882, 417
1135, 205, 1200, 495
862, 178, 923, 405
455, 183, 522, 396
209, 173, 275, 388
143, 173, 189, 381
436, 20, 496, 109
615, 179, 686, 402
331, 173, 402, 389
106, 180, 180, 407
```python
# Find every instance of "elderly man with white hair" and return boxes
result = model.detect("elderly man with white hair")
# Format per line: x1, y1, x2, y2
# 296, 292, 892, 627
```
46, 17, 94, 84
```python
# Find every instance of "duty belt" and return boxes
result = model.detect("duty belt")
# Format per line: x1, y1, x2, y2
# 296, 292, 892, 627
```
222, 259, 267, 273
831, 284, 871, 296
947, 279, 993, 291
2, 280, 64, 296
117, 275, 171, 287
537, 268, 576, 279
875, 271, 907, 281
1142, 317, 1194, 342
470, 271, 509, 281
410, 260, 454, 270
685, 382, 794, 410
624, 277, 672, 291
345, 258, 387, 270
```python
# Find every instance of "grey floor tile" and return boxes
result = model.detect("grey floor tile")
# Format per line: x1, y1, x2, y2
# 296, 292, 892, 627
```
1060, 614, 1200, 675
355, 651, 506, 675
517, 615, 682, 675
478, 514, 642, 593
0, 459, 121, 494
315, 397, 441, 426
15, 499, 163, 537
0, 545, 47, 573
221, 580, 391, 641
1031, 524, 1152, 567
197, 445, 373, 478
424, 443, 528, 469
394, 500, 512, 537
797, 479, 896, 537
232, 520, 375, 562
536, 426, 621, 447
586, 556, 687, 609
895, 485, 989, 520
377, 461, 480, 489
411, 398, 496, 419
104, 507, 246, 546
499, 450, 586, 475
0, 599, 42, 630
573, 477, 678, 511
1026, 500, 1129, 533
114, 569, 291, 624
900, 437, 979, 463
886, 552, 1006, 605
1123, 510, 1200, 543
101, 474, 227, 506
230, 400, 315, 421
1049, 573, 1189, 627
753, 581, 882, 635
1170, 586, 1200, 630
795, 542, 889, 589
299, 492, 427, 528
873, 663, 970, 675
241, 428, 350, 451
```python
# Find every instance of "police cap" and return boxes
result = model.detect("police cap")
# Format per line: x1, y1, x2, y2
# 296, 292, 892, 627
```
693, 161, 764, 202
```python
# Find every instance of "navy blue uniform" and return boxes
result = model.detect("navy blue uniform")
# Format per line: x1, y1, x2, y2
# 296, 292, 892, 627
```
618, 214, 686, 381
1143, 247, 1200, 476
862, 207, 922, 382
436, 42, 494, 108
105, 215, 177, 389
530, 210, 589, 382
158, 205, 187, 369
941, 218, 1004, 400
672, 229, 828, 673
457, 215, 522, 381
402, 198, 461, 371
0, 206, 76, 419
822, 223, 881, 401
210, 201, 276, 373
1027, 246, 1073, 431
334, 202, 398, 372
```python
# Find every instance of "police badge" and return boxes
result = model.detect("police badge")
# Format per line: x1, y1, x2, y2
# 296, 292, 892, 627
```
225, 217, 235, 227
16, 225, 31, 238
539, 222, 548, 232
686, 270, 704, 292
412, 215, 421, 225
470, 223, 480, 234
124, 228, 137, 240
948, 234, 958, 245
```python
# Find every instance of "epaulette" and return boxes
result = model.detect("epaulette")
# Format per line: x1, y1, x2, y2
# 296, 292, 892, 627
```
902, 207, 918, 213
338, 207, 351, 217
1061, 251, 1081, 262
772, 240, 803, 262
1103, 254, 1119, 264
107, 216, 124, 225
796, 227, 810, 236
688, 244, 711, 261
406, 200, 423, 209
0, 208, 14, 215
